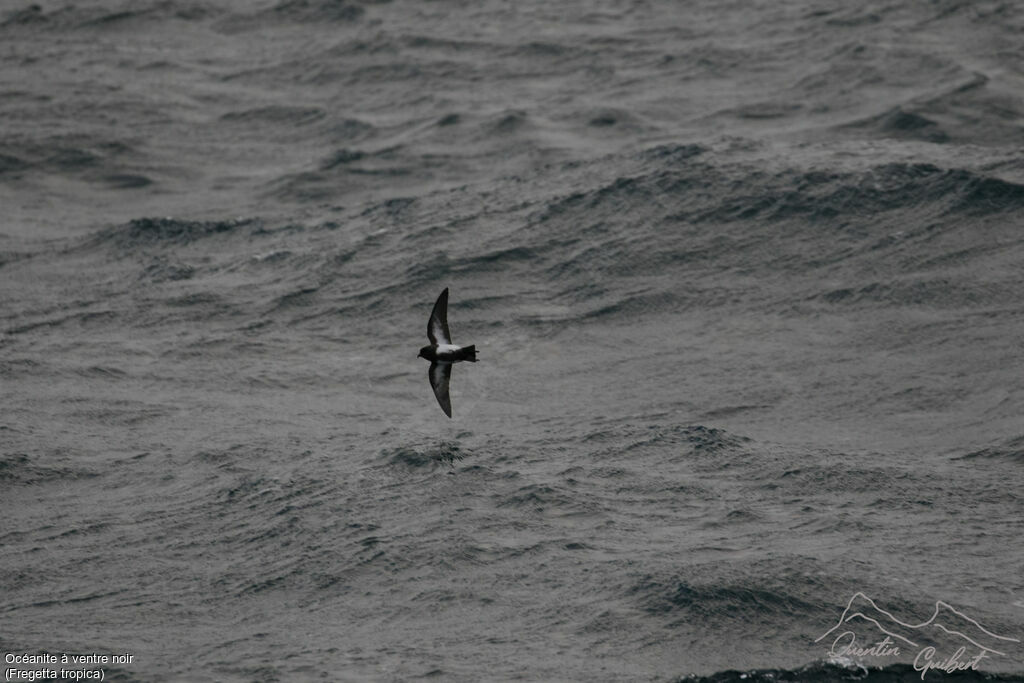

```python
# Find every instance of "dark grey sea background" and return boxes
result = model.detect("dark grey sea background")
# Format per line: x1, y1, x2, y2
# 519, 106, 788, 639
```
2, 1, 1023, 681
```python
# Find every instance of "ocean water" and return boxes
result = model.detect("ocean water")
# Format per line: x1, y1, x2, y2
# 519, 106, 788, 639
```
2, 1, 1023, 681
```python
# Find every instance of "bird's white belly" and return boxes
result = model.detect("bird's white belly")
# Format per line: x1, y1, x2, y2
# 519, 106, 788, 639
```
436, 344, 459, 354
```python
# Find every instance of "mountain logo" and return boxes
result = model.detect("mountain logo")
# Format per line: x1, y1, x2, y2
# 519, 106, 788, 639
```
815, 592, 1020, 677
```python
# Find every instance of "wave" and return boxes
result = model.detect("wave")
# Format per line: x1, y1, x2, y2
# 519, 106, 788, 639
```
0, 2, 217, 31
620, 424, 752, 457
380, 442, 467, 468
92, 216, 257, 249
535, 160, 1024, 235
219, 105, 326, 128
0, 248, 32, 269
0, 452, 98, 486
843, 106, 951, 144
631, 575, 817, 619
0, 152, 30, 176
1, 1, 368, 33
675, 661, 1023, 682
779, 463, 908, 494
955, 435, 1024, 464
812, 277, 1009, 309
5, 309, 117, 336
836, 70, 1024, 147
139, 255, 196, 282
0, 138, 150, 188
214, 0, 366, 33
54, 141, 1024, 338
510, 155, 1024, 321
495, 482, 602, 517
692, 163, 1024, 222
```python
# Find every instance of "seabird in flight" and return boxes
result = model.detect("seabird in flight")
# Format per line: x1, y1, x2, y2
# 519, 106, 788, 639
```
417, 287, 477, 418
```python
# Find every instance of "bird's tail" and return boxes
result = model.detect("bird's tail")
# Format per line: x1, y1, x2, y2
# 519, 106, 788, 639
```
459, 345, 478, 362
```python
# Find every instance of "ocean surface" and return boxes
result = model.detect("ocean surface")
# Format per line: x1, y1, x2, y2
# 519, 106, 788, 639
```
2, 1, 1023, 681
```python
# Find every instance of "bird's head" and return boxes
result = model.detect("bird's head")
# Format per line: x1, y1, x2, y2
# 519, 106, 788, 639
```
418, 346, 434, 360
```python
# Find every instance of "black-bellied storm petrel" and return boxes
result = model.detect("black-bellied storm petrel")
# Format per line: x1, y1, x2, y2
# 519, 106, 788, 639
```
418, 287, 477, 418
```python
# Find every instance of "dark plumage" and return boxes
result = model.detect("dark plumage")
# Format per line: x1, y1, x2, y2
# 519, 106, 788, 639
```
417, 288, 477, 417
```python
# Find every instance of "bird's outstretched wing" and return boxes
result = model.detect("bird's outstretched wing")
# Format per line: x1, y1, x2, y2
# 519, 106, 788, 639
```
427, 287, 452, 346
428, 362, 453, 418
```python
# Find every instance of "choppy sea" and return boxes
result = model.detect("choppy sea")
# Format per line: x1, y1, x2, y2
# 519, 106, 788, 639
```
2, 1, 1023, 681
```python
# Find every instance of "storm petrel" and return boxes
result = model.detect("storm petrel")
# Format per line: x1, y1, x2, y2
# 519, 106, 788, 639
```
418, 287, 477, 418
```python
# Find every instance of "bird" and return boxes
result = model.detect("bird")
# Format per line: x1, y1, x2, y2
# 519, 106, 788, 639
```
418, 287, 477, 418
